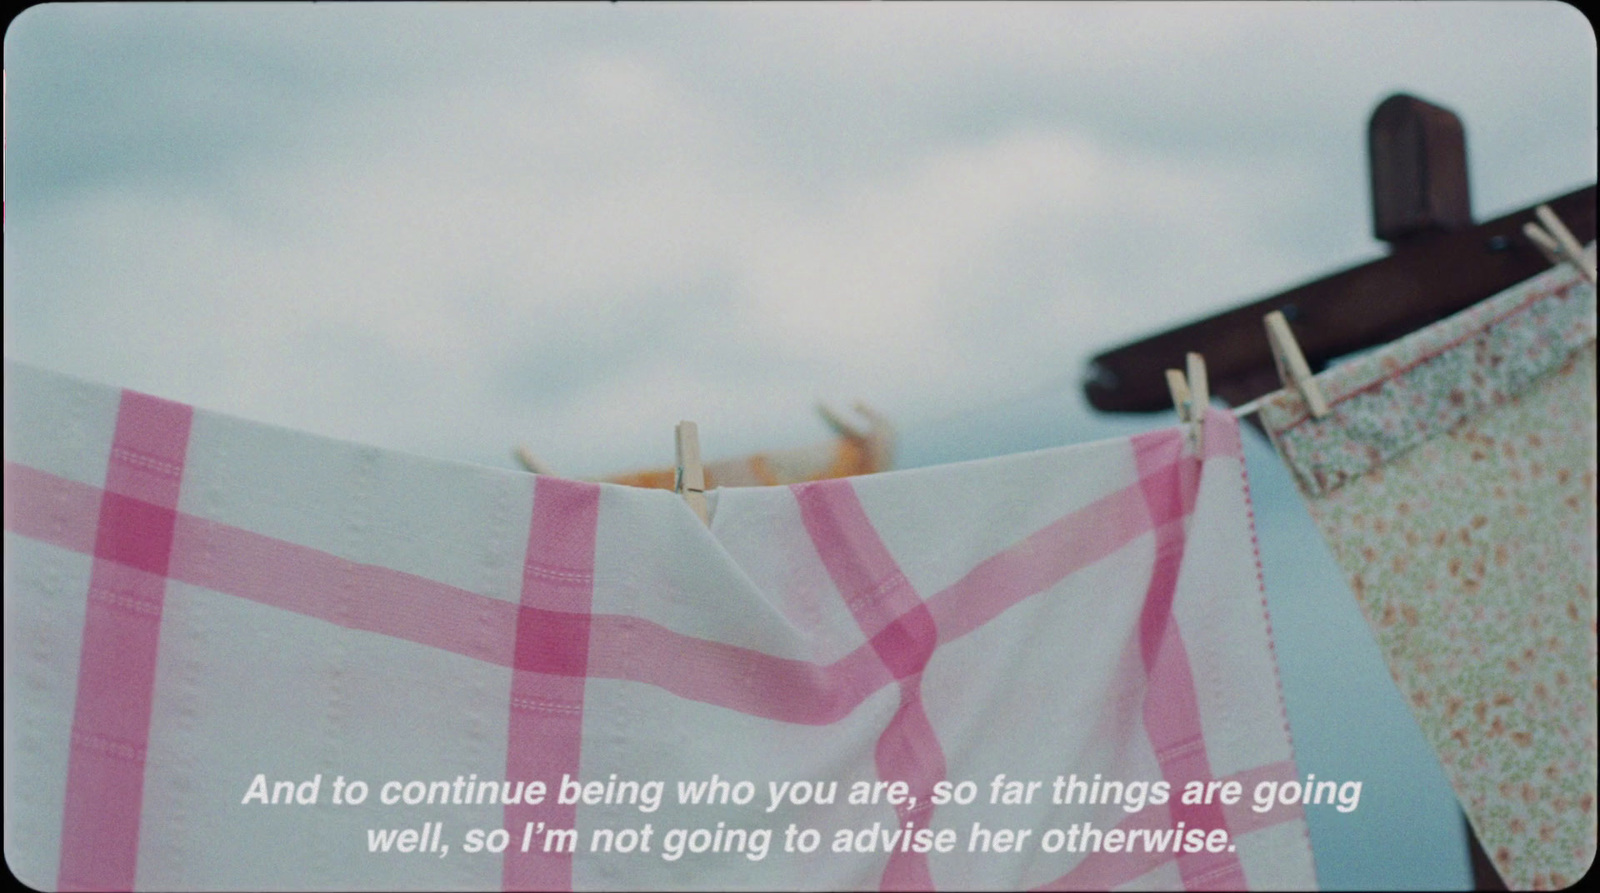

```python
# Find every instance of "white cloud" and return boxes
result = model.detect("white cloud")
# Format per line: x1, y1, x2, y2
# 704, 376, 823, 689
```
4, 1, 1594, 477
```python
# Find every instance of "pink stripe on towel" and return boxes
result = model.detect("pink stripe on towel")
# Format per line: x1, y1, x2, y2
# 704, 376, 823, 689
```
1130, 426, 1244, 891
58, 390, 193, 892
502, 477, 601, 892
796, 480, 945, 891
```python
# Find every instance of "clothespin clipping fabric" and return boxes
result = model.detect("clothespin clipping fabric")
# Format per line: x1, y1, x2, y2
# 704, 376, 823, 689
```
1264, 311, 1331, 419
1165, 353, 1209, 454
512, 445, 555, 476
675, 421, 711, 526
1523, 204, 1597, 286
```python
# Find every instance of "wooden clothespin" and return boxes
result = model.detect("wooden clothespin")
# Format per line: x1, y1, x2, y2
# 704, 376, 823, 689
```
512, 445, 555, 475
1165, 352, 1209, 454
817, 400, 897, 473
674, 421, 710, 526
1263, 311, 1331, 419
1185, 352, 1209, 454
816, 402, 867, 440
1523, 204, 1598, 285
1165, 369, 1192, 424
1522, 219, 1565, 267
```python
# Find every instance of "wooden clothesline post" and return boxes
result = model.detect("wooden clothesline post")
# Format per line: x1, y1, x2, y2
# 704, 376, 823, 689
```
1083, 93, 1596, 417
1080, 92, 1590, 891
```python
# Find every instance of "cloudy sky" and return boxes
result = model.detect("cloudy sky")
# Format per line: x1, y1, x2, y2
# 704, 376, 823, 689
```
6, 1, 1594, 476
4, 3, 1596, 889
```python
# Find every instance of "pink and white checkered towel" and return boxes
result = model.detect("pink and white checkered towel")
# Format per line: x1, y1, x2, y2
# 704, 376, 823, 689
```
4, 360, 1315, 891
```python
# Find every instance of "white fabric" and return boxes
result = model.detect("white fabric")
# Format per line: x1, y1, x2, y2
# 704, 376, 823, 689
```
4, 359, 1315, 890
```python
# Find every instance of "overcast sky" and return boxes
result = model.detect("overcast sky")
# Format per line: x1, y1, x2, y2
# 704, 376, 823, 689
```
5, 1, 1594, 476
5, 4, 1596, 888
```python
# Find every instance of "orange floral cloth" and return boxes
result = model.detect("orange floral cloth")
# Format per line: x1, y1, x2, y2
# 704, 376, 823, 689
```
604, 429, 891, 490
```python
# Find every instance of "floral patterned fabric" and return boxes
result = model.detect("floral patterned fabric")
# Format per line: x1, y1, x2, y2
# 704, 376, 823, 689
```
1260, 259, 1597, 890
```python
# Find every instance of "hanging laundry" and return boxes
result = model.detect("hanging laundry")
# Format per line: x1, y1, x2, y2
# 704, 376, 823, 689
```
1258, 259, 1597, 890
4, 360, 1314, 891
600, 405, 895, 490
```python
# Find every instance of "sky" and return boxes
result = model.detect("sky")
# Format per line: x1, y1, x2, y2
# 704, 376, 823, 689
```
5, 1, 1595, 476
4, 2, 1596, 889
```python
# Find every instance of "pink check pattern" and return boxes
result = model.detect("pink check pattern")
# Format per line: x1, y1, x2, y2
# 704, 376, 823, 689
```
4, 371, 1312, 891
